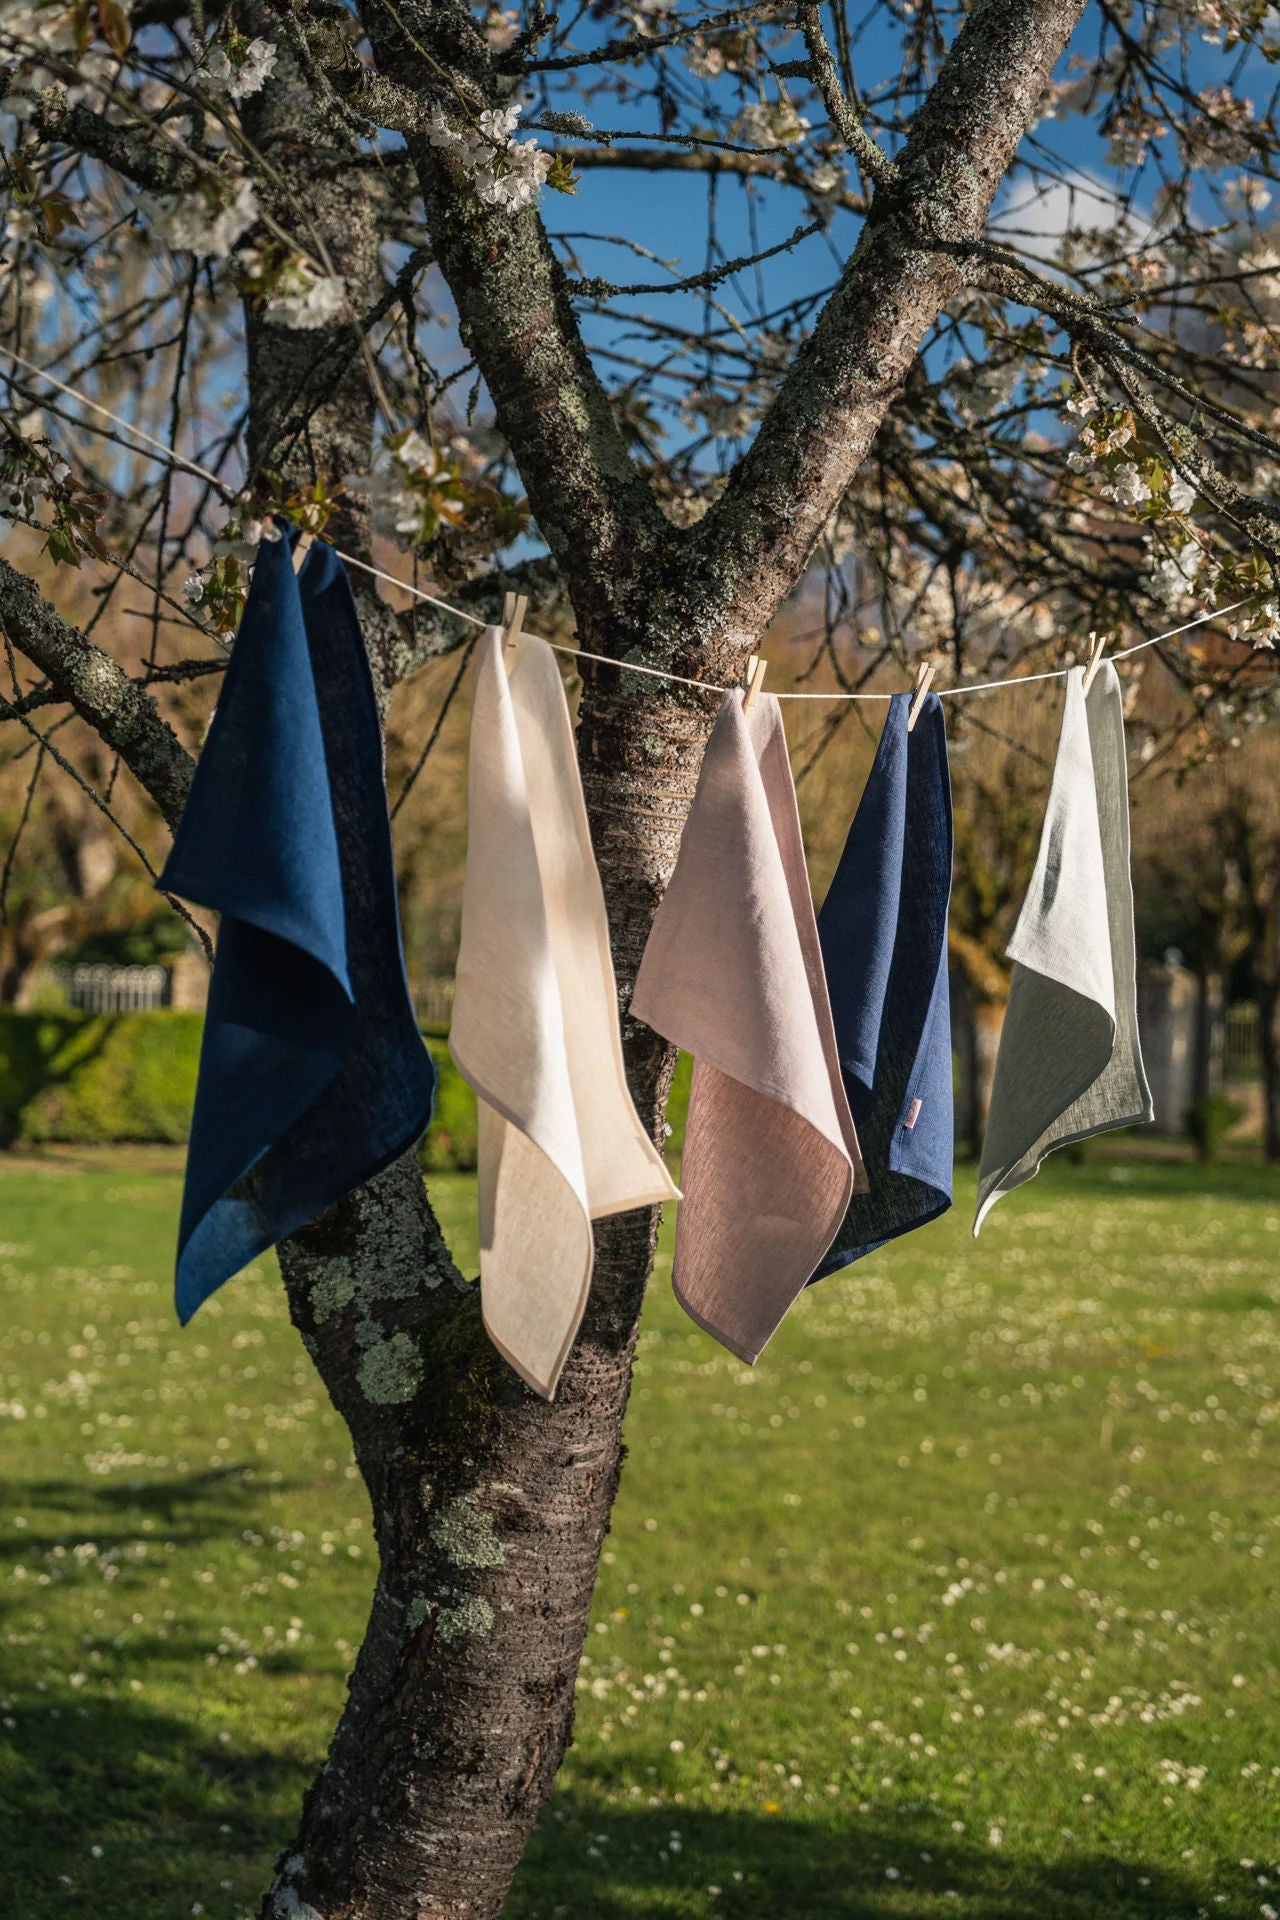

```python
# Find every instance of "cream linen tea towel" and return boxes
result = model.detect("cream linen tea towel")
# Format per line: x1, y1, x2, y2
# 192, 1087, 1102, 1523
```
632, 688, 865, 1364
975, 661, 1152, 1232
450, 628, 678, 1399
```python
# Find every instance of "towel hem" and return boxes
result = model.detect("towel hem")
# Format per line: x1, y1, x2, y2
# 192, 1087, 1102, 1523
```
481, 1307, 584, 1403
671, 1281, 767, 1366
176, 1088, 434, 1322
672, 1180, 852, 1362
813, 1189, 951, 1279
451, 1043, 680, 1217
973, 1097, 1153, 1237
591, 1181, 683, 1218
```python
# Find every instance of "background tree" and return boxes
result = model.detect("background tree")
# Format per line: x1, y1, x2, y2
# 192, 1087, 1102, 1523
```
1135, 732, 1280, 1159
3, 1, 1280, 1914
1220, 741, 1280, 1160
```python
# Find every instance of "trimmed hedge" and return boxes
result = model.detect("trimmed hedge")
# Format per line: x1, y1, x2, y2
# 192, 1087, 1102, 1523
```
0, 1010, 687, 1169
23, 1012, 203, 1144
419, 1041, 477, 1172
665, 1049, 691, 1154
0, 1010, 484, 1161
0, 1009, 203, 1146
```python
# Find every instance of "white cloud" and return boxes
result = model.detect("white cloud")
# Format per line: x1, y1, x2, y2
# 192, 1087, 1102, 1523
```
988, 168, 1153, 272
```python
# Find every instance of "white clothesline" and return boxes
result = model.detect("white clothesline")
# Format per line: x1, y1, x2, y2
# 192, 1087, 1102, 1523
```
0, 343, 1260, 702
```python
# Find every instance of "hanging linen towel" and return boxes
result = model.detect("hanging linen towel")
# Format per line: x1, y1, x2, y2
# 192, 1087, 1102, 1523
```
975, 661, 1152, 1231
631, 688, 865, 1364
450, 628, 678, 1400
159, 530, 436, 1322
813, 689, 954, 1276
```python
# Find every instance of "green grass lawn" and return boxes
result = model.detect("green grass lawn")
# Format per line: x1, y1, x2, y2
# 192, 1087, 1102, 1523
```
0, 1152, 1278, 1919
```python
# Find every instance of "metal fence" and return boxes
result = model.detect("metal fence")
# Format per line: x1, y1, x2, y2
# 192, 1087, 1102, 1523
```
54, 963, 169, 1013
1224, 1002, 1260, 1084
418, 977, 455, 1031
44, 966, 459, 1023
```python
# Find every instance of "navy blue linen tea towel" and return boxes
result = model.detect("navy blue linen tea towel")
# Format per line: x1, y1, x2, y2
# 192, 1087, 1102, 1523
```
813, 688, 954, 1277
159, 530, 435, 1322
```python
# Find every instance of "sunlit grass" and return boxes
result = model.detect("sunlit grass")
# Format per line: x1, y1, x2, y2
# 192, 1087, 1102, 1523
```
0, 1151, 1277, 1917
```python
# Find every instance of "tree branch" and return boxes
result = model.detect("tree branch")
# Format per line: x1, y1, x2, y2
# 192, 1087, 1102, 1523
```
20, 86, 201, 194
796, 1, 898, 190
969, 247, 1280, 469
687, 0, 1091, 643
353, 0, 678, 638
969, 248, 1280, 562
565, 217, 821, 299
0, 559, 195, 831
552, 141, 867, 218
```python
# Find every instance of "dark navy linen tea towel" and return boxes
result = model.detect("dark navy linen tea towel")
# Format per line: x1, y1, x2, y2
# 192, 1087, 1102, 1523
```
813, 689, 953, 1276
159, 530, 435, 1322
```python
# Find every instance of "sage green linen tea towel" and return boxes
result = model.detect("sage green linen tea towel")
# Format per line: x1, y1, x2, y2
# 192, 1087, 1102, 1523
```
632, 689, 865, 1363
975, 661, 1152, 1232
451, 629, 679, 1399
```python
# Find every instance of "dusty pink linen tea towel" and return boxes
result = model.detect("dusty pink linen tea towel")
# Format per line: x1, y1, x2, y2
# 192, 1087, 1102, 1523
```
975, 661, 1153, 1232
632, 688, 865, 1363
450, 628, 679, 1399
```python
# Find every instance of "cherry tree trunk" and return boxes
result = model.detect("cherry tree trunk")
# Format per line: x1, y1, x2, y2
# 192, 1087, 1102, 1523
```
256, 664, 710, 1920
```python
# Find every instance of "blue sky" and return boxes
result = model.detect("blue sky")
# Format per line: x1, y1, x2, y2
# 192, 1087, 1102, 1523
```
528, 0, 1278, 426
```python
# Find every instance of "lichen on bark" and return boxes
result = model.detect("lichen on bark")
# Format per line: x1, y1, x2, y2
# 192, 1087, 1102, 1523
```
427, 1496, 507, 1570
356, 1330, 425, 1404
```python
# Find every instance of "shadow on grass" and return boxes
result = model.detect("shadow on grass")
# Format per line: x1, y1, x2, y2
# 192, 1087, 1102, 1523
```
0, 1688, 308, 1913
0, 1465, 302, 1563
509, 1779, 1262, 1920
0, 1703, 1266, 1920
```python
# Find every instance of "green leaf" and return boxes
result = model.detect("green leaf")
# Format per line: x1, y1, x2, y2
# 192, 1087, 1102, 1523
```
547, 154, 580, 196
45, 527, 81, 568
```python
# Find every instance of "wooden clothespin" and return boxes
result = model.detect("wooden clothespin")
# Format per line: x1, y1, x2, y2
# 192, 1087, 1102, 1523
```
906, 661, 936, 732
1081, 629, 1106, 692
292, 530, 315, 575
502, 590, 528, 653
743, 654, 768, 713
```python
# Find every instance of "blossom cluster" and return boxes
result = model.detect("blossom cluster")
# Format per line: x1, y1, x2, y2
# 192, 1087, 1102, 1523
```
0, 427, 109, 565
350, 430, 472, 546
684, 26, 758, 78
0, 0, 128, 116
145, 177, 259, 258
1180, 84, 1256, 170
237, 245, 346, 330
423, 101, 550, 213
202, 34, 278, 103
1, 429, 69, 519
946, 356, 1025, 426
183, 553, 248, 633
346, 427, 528, 562
1065, 397, 1196, 515
1061, 391, 1280, 649
481, 6, 519, 50
730, 100, 810, 150
214, 509, 284, 562
1143, 532, 1202, 608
